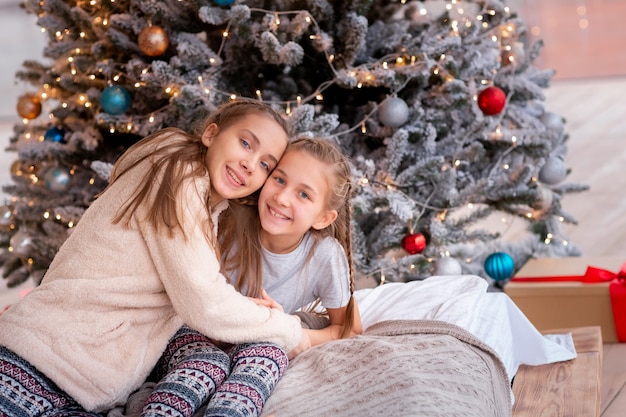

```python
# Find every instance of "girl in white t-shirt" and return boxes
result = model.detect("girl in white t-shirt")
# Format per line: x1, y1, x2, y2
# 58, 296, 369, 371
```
221, 137, 362, 346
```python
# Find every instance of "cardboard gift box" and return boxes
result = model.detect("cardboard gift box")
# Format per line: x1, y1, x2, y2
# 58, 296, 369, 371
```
504, 257, 626, 343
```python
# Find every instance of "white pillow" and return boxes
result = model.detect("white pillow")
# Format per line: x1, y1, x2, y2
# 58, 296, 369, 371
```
354, 275, 577, 382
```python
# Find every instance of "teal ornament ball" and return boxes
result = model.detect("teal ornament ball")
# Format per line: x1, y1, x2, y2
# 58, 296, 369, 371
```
213, 0, 234, 5
101, 85, 131, 115
44, 126, 66, 143
44, 167, 71, 192
484, 252, 515, 281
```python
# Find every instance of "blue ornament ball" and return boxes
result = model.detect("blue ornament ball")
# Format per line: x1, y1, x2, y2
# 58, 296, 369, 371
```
484, 252, 515, 281
44, 126, 66, 143
44, 167, 72, 192
100, 85, 131, 115
213, 0, 234, 5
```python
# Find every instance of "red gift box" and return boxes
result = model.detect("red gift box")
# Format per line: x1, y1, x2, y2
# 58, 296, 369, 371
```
505, 257, 626, 343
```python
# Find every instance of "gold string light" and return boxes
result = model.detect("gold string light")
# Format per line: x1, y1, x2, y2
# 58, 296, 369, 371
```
25, 1, 552, 255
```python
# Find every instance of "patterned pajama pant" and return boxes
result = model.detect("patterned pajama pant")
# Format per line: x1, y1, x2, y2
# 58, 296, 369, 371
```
0, 345, 102, 417
141, 326, 288, 417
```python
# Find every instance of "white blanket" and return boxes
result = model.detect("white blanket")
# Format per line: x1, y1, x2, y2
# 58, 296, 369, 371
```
354, 275, 577, 382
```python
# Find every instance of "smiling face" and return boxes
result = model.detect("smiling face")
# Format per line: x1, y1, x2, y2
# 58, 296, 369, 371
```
202, 111, 288, 204
258, 149, 338, 253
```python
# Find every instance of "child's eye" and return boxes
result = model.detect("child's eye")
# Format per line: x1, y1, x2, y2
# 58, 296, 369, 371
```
274, 177, 285, 185
240, 139, 250, 149
260, 161, 270, 171
299, 191, 310, 200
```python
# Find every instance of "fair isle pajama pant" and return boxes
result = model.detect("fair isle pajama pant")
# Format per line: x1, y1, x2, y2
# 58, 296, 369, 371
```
0, 345, 102, 417
0, 327, 287, 417
141, 326, 288, 417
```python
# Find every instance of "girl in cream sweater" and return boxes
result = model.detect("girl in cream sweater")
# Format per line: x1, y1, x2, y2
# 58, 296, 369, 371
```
0, 99, 310, 416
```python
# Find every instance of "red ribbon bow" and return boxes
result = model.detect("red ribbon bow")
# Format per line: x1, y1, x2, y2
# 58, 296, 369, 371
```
584, 263, 626, 283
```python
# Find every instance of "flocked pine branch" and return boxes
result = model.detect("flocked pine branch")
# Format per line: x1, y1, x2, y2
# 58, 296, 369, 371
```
1, 0, 588, 288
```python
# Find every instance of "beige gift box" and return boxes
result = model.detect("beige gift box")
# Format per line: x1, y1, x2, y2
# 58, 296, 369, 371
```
504, 257, 624, 343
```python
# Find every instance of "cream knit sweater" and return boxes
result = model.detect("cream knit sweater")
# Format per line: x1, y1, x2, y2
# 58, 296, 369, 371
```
0, 131, 302, 412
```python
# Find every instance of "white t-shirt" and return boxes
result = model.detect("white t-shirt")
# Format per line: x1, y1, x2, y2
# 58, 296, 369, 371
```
228, 232, 351, 314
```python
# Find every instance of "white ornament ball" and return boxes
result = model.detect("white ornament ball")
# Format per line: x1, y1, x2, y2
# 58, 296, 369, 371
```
538, 157, 567, 185
434, 257, 463, 276
10, 229, 33, 256
378, 97, 410, 127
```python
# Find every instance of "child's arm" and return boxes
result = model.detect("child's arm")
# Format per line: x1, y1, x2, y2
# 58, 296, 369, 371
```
306, 298, 363, 347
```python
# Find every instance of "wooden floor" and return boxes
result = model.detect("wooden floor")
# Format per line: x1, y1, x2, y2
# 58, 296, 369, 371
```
513, 327, 603, 417
602, 343, 626, 416
0, 0, 625, 415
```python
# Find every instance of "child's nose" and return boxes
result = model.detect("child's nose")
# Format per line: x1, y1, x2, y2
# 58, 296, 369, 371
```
274, 189, 290, 206
240, 159, 253, 173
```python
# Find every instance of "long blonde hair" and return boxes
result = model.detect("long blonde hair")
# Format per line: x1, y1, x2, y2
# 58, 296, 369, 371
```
220, 137, 357, 338
105, 98, 288, 250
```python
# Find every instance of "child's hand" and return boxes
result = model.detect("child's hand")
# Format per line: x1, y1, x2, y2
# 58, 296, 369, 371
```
246, 290, 284, 312
247, 297, 273, 308
261, 289, 284, 312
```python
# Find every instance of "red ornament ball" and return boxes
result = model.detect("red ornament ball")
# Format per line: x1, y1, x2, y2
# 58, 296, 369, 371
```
17, 93, 42, 119
401, 233, 426, 255
477, 86, 506, 116
138, 25, 169, 57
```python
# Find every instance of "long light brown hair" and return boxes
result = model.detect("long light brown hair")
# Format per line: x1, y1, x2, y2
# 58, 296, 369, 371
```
220, 137, 357, 338
104, 98, 289, 250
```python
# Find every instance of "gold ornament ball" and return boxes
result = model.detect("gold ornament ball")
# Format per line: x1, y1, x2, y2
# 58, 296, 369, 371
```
11, 160, 40, 179
138, 26, 169, 57
17, 94, 42, 119
10, 160, 23, 177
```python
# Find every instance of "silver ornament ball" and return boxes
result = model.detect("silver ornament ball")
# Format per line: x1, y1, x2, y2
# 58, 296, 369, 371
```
10, 229, 33, 256
541, 112, 564, 133
378, 97, 410, 127
44, 167, 72, 192
0, 205, 14, 227
538, 157, 566, 185
434, 257, 463, 276
533, 185, 554, 212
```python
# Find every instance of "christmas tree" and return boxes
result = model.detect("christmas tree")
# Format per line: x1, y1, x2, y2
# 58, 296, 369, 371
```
1, 0, 587, 288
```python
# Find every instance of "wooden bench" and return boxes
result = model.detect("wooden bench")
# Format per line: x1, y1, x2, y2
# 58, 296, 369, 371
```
512, 326, 602, 417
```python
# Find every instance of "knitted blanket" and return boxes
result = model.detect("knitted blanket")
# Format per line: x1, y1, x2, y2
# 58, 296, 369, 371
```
261, 319, 512, 417
110, 319, 511, 417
